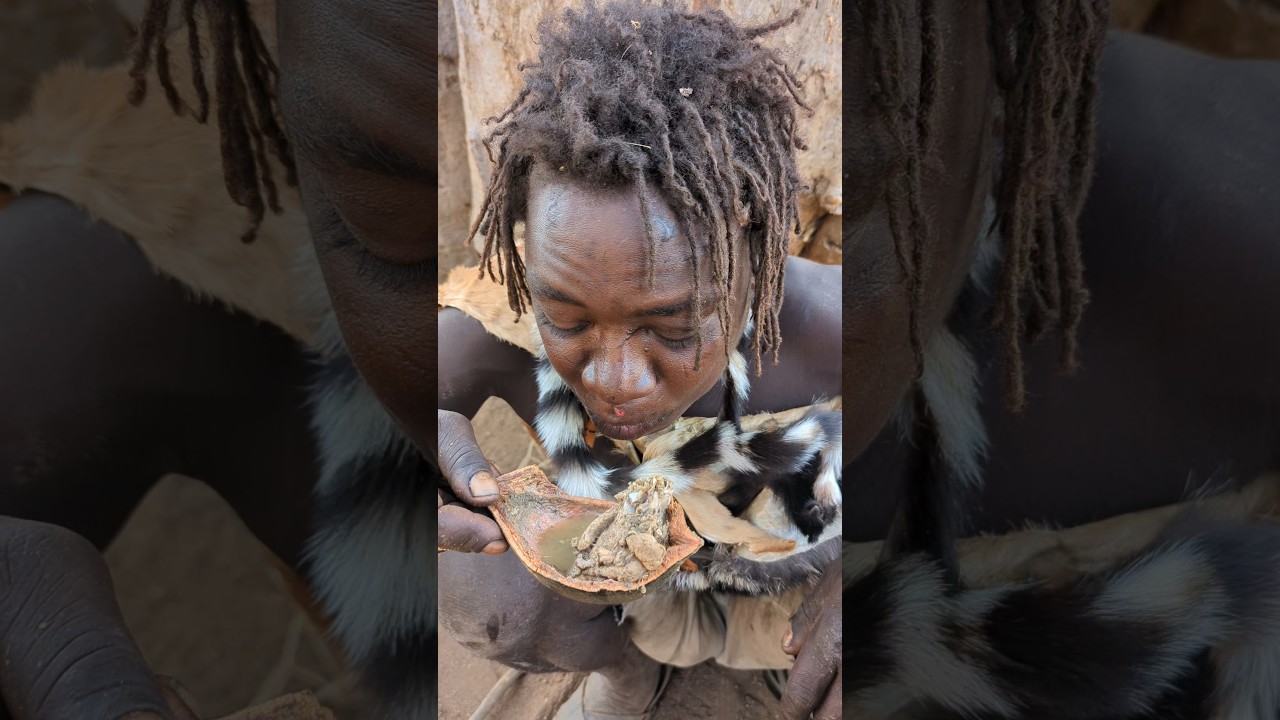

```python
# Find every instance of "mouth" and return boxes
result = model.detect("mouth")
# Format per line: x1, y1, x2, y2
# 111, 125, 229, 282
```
586, 410, 671, 441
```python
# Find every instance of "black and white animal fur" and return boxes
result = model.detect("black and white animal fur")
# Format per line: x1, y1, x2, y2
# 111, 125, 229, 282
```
302, 313, 438, 720
850, 195, 1280, 718
531, 315, 844, 593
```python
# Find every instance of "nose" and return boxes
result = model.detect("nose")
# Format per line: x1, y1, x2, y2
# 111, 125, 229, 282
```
580, 336, 655, 407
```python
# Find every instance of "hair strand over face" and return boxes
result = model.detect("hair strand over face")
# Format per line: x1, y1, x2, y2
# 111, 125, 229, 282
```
857, 0, 1107, 411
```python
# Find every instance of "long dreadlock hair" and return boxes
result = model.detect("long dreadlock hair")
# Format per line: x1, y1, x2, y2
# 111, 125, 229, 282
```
465, 0, 810, 374
859, 0, 1108, 411
127, 0, 296, 243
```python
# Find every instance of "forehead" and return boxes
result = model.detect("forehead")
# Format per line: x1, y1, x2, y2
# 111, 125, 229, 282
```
276, 0, 432, 166
524, 169, 720, 288
524, 170, 691, 260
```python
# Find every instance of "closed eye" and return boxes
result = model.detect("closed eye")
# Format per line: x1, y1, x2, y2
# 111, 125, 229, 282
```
654, 330, 697, 349
535, 310, 589, 337
313, 201, 431, 292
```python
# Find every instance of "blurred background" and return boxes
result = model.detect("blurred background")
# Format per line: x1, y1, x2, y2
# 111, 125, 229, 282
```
1, 0, 1278, 718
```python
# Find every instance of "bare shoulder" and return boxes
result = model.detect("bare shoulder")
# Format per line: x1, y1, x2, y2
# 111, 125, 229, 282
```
437, 306, 539, 420
1098, 32, 1280, 211
1088, 33, 1280, 367
780, 256, 840, 346
775, 256, 841, 389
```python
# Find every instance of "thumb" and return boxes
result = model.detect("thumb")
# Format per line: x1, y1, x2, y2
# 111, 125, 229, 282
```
438, 410, 502, 507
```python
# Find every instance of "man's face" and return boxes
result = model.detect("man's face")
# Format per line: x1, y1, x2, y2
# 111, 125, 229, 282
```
276, 0, 436, 450
524, 165, 752, 441
842, 1, 998, 457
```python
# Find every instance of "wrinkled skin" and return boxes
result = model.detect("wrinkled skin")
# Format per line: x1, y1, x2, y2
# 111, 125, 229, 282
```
0, 518, 171, 720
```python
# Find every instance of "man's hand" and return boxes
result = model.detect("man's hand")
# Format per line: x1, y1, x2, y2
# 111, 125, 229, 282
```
437, 410, 508, 554
0, 517, 182, 720
778, 556, 841, 720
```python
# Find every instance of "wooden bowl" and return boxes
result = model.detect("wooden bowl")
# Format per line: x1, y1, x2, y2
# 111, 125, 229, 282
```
490, 466, 703, 604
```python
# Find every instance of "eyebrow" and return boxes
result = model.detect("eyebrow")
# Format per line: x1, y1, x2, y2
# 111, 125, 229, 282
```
531, 283, 585, 307
637, 300, 694, 318
316, 125, 433, 184
534, 282, 697, 319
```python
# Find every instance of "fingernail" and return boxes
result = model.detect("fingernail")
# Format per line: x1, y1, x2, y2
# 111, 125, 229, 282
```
782, 628, 793, 650
470, 471, 499, 498
483, 540, 508, 555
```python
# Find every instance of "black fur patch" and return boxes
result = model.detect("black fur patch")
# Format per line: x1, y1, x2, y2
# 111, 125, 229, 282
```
716, 426, 819, 515
361, 631, 439, 720
312, 441, 433, 535
844, 563, 899, 690
769, 453, 826, 542
982, 587, 1166, 718
672, 423, 729, 473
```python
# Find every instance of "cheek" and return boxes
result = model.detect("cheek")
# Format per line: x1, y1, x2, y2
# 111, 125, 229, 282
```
313, 243, 436, 443
295, 161, 435, 444
843, 304, 915, 458
844, 218, 916, 457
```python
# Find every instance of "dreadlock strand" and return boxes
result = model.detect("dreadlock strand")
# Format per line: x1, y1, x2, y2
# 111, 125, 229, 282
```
231, 2, 281, 213
182, 0, 209, 122
131, 0, 300, 243
205, 5, 264, 243
917, 0, 940, 149
151, 1, 184, 115
633, 166, 660, 289
710, 116, 743, 284
239, 5, 298, 187
128, 0, 169, 106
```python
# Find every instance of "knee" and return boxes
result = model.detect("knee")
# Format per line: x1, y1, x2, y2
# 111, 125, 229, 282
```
438, 551, 568, 671
0, 518, 103, 597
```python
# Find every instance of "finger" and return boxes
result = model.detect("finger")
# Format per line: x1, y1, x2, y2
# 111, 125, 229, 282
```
0, 518, 174, 720
784, 602, 820, 656
438, 488, 508, 553
813, 665, 841, 720
785, 574, 840, 656
776, 642, 839, 720
438, 503, 508, 554
438, 410, 502, 507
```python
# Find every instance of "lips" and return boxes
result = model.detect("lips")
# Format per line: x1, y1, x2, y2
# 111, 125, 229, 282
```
586, 409, 669, 441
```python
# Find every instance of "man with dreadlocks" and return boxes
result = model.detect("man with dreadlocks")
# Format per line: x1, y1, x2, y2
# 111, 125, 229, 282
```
2, 0, 1280, 717
435, 3, 842, 718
